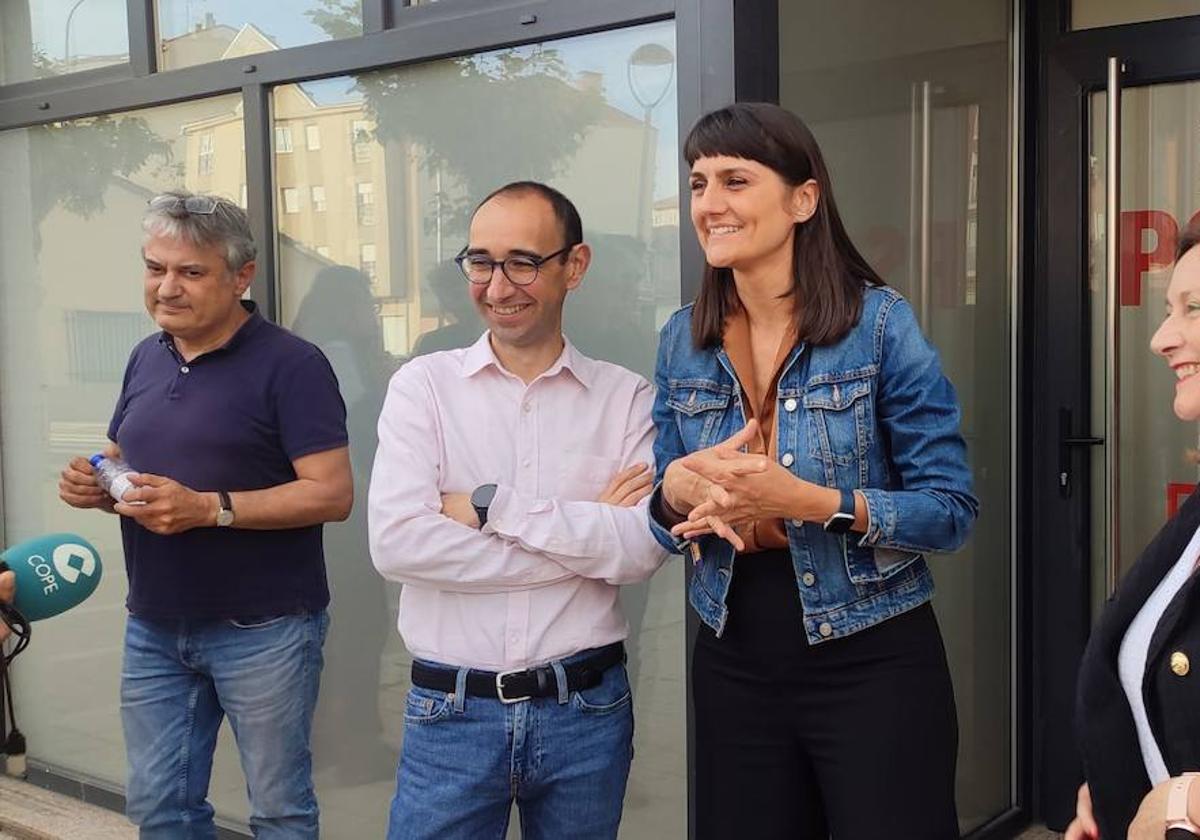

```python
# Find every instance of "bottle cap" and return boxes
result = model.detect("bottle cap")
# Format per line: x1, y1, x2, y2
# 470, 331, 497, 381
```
89, 454, 104, 468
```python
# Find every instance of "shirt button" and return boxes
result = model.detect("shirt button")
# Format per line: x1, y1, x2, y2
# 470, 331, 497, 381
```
790, 518, 803, 527
522, 459, 531, 467
180, 365, 190, 374
801, 572, 816, 586
818, 622, 833, 637
784, 397, 797, 412
781, 452, 795, 467
522, 403, 532, 413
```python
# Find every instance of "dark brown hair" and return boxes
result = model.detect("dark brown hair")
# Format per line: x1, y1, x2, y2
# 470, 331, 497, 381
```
1178, 218, 1200, 261
683, 103, 883, 348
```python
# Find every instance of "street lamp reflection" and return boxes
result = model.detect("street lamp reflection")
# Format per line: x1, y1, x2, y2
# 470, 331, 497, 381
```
627, 42, 675, 243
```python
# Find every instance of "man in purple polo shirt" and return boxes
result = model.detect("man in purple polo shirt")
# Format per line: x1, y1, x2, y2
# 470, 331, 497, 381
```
58, 191, 352, 839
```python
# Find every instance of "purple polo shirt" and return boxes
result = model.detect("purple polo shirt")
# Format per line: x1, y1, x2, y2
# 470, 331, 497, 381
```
108, 302, 348, 619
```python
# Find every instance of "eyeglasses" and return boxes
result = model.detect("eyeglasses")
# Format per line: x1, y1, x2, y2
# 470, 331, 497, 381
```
148, 194, 221, 215
454, 244, 576, 286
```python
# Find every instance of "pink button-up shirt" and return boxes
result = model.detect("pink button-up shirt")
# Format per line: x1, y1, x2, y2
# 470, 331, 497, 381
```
368, 333, 669, 670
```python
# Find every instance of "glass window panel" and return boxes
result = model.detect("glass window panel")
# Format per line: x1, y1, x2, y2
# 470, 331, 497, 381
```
155, 0, 363, 72
1086, 81, 1200, 606
275, 20, 680, 838
0, 93, 244, 790
0, 0, 130, 85
1073, 0, 1200, 29
780, 0, 1013, 832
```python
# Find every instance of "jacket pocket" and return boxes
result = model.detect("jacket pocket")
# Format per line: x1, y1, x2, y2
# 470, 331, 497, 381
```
804, 370, 875, 467
666, 380, 733, 449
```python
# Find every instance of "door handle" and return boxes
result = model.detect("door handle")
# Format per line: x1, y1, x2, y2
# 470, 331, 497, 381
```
1058, 407, 1105, 497
908, 80, 932, 331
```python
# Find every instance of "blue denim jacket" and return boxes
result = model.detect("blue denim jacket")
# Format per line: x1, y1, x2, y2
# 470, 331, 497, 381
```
648, 285, 978, 643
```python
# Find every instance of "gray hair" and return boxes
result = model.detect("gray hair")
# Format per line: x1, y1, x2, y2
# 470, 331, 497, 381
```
141, 190, 257, 273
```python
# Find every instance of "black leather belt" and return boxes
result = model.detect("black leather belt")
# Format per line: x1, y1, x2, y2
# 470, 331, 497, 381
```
410, 642, 625, 704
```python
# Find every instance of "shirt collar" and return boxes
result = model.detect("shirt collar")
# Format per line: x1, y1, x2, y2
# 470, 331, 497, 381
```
460, 331, 593, 389
157, 300, 262, 355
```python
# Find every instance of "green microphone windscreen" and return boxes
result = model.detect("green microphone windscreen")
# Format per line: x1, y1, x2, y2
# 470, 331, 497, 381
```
1, 533, 103, 621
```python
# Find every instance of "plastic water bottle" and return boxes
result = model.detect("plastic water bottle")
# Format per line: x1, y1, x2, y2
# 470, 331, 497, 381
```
89, 454, 138, 504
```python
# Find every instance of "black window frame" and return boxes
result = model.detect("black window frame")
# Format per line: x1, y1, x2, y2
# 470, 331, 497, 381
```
0, 2, 735, 838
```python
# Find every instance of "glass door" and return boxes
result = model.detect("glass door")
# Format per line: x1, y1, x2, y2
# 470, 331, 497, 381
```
778, 1, 1015, 833
1036, 11, 1200, 828
1088, 75, 1200, 610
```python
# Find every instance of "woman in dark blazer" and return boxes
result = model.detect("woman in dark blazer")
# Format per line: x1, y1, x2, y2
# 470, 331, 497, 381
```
1071, 224, 1200, 840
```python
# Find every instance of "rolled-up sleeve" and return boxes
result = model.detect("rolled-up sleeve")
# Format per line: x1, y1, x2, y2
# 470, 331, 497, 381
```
856, 297, 978, 553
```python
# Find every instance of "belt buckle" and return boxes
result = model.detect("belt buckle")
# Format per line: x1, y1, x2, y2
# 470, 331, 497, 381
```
495, 669, 532, 704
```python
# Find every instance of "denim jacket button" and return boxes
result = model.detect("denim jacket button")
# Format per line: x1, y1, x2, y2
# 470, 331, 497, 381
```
818, 622, 833, 637
780, 452, 795, 467
790, 518, 803, 528
801, 572, 816, 587
784, 397, 797, 412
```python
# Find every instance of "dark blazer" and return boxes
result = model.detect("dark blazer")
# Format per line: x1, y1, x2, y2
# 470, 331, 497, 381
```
1077, 484, 1200, 839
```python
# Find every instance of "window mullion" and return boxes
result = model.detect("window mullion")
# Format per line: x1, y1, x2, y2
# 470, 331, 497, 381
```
242, 83, 277, 322
126, 0, 158, 76
363, 0, 392, 34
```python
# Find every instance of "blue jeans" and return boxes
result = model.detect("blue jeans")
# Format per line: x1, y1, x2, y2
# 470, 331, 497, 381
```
120, 611, 329, 839
388, 652, 634, 840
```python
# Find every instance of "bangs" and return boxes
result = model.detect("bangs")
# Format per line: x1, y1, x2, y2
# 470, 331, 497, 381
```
683, 106, 784, 170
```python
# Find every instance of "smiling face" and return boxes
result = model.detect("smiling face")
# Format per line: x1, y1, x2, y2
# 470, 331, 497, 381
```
465, 191, 588, 353
688, 155, 818, 275
1151, 245, 1200, 421
142, 233, 253, 348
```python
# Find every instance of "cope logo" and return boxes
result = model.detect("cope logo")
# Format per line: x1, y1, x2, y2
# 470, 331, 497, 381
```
51, 543, 97, 585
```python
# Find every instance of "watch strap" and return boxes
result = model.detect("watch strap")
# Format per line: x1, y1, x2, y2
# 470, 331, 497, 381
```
822, 489, 857, 534
216, 490, 235, 527
1166, 773, 1200, 835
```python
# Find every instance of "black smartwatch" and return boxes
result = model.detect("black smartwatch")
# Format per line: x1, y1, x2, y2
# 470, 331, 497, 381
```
470, 483, 498, 529
822, 489, 857, 534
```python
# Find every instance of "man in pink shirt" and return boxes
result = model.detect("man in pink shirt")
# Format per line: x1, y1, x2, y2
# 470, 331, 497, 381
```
368, 181, 669, 840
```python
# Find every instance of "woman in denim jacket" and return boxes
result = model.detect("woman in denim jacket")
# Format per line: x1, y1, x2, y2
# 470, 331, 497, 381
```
648, 103, 978, 839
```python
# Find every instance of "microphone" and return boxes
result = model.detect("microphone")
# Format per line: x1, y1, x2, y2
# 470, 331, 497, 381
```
0, 534, 102, 622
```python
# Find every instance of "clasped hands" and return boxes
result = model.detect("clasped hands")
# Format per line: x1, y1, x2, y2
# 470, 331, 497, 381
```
662, 419, 807, 553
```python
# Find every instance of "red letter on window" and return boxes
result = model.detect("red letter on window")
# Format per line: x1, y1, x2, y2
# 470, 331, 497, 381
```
1121, 210, 1177, 307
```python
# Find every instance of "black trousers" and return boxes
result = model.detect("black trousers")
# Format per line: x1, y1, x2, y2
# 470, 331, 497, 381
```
693, 549, 960, 840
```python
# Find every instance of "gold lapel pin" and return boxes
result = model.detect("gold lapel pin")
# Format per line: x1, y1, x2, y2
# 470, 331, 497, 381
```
1171, 651, 1190, 677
